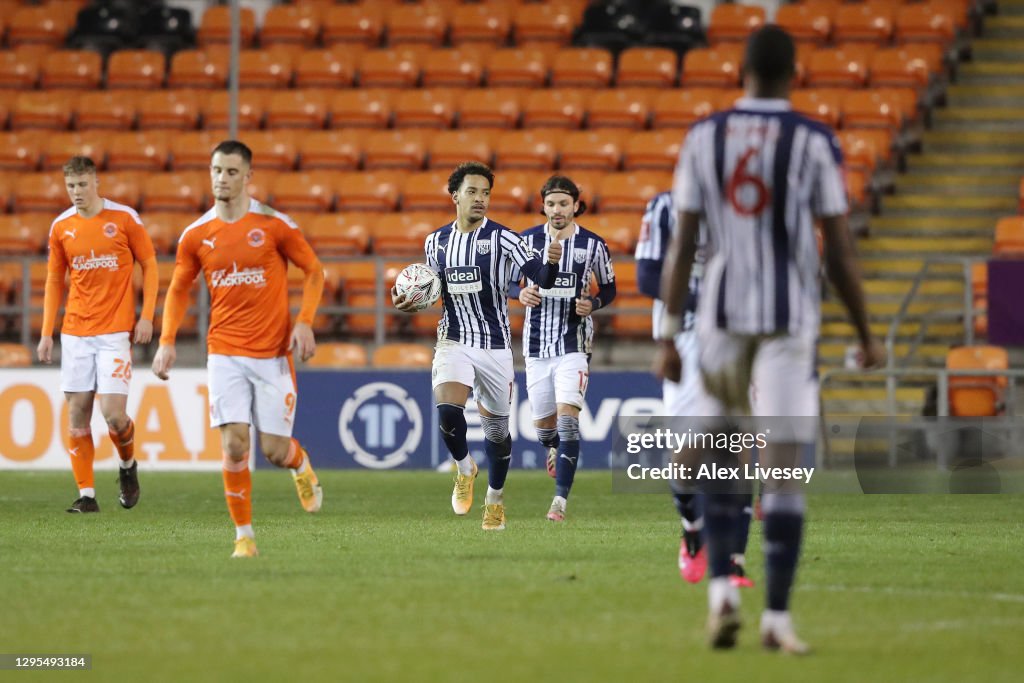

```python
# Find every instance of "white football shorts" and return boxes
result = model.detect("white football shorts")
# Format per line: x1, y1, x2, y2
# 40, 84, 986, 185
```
60, 331, 132, 395
208, 353, 298, 437
431, 340, 514, 416
524, 352, 590, 420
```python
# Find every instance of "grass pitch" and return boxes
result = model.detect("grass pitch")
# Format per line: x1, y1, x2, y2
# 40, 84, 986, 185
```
0, 471, 1021, 682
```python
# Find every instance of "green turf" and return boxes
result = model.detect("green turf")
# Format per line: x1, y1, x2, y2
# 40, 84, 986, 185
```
0, 471, 1021, 682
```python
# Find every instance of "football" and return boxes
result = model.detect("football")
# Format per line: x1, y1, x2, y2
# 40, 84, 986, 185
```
394, 263, 442, 311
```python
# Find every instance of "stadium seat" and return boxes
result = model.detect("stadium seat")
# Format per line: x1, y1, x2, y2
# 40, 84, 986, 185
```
608, 293, 650, 337
651, 89, 722, 130
238, 50, 294, 89
598, 172, 670, 213
97, 172, 140, 209
142, 171, 207, 213
775, 4, 832, 45
372, 343, 433, 368
616, 48, 677, 88
41, 131, 109, 171
393, 88, 458, 128
456, 87, 524, 128
494, 129, 560, 169
947, 345, 1008, 417
586, 88, 653, 130
842, 90, 904, 131
168, 50, 227, 89
322, 3, 385, 47
370, 212, 438, 256
521, 89, 587, 129
261, 4, 323, 47
790, 88, 845, 129
138, 211, 190, 255
357, 49, 421, 88
329, 89, 395, 128
266, 89, 330, 129
681, 46, 742, 87
833, 4, 893, 44
0, 342, 31, 367
13, 173, 66, 212
136, 5, 194, 55
106, 50, 165, 89
838, 130, 882, 176
201, 90, 268, 131
197, 6, 256, 47
558, 130, 624, 172
246, 170, 279, 204
270, 171, 336, 213
486, 169, 540, 213
342, 290, 385, 337
107, 131, 170, 172
363, 129, 427, 170
137, 90, 201, 131
513, 1, 576, 44
305, 213, 372, 255
296, 130, 360, 171
707, 4, 765, 44
426, 129, 496, 169
971, 261, 987, 339
448, 2, 510, 43
623, 130, 685, 172
8, 6, 72, 47
400, 170, 452, 212
338, 259, 383, 296
40, 49, 101, 89
870, 46, 937, 89
0, 214, 40, 254
550, 47, 613, 88
168, 131, 218, 171
306, 341, 369, 368
11, 91, 75, 130
994, 216, 1024, 255
420, 48, 484, 87
294, 49, 356, 88
806, 48, 869, 88
0, 50, 41, 89
386, 2, 448, 46
584, 213, 640, 255
486, 47, 549, 88
336, 171, 402, 212
0, 131, 43, 171
895, 3, 956, 45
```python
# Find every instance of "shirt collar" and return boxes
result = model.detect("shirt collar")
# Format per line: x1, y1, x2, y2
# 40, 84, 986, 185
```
734, 97, 792, 112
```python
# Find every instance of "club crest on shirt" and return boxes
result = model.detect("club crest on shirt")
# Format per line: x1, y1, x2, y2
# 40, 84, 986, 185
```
573, 248, 587, 264
103, 223, 117, 238
476, 240, 491, 255
247, 228, 265, 247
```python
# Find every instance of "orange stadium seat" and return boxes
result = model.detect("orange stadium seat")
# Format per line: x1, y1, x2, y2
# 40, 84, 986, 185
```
13, 173, 66, 212
99, 172, 141, 208
306, 342, 369, 368
790, 88, 845, 129
616, 48, 678, 88
168, 50, 227, 89
488, 170, 545, 213
838, 130, 881, 176
521, 89, 587, 128
322, 3, 385, 47
971, 262, 987, 338
168, 131, 218, 170
623, 129, 685, 171
426, 129, 496, 168
486, 47, 549, 88
8, 6, 72, 47
11, 90, 75, 129
363, 129, 427, 170
834, 3, 893, 44
246, 170, 279, 204
994, 216, 1024, 255
587, 88, 653, 130
558, 130, 624, 171
40, 50, 101, 89
844, 168, 868, 208
550, 47, 613, 88
41, 131, 109, 171
137, 90, 201, 131
306, 213, 372, 255
0, 171, 14, 212
494, 129, 560, 169
613, 258, 639, 293
261, 4, 323, 46
386, 2, 448, 46
296, 129, 361, 170
450, 2, 511, 44
266, 89, 330, 129
0, 130, 43, 171
707, 4, 765, 44
197, 6, 257, 47
895, 3, 956, 45
329, 89, 395, 128
336, 170, 402, 211
344, 291, 386, 337
775, 4, 832, 45
270, 171, 337, 213
681, 46, 742, 87
393, 88, 458, 128
106, 50, 165, 89
107, 131, 169, 172
513, 1, 576, 44
0, 342, 32, 367
0, 50, 40, 89
870, 46, 933, 89
337, 259, 382, 295
609, 293, 651, 337
142, 171, 207, 212
843, 90, 904, 131
370, 212, 437, 255
372, 343, 433, 368
420, 48, 484, 87
400, 170, 452, 212
201, 90, 268, 131
138, 211, 191, 255
294, 49, 356, 88
651, 89, 722, 129
357, 49, 420, 88
806, 47, 869, 88
585, 213, 641, 255
947, 346, 1008, 417
0, 213, 41, 254
456, 87, 524, 128
598, 172, 670, 213
238, 50, 294, 89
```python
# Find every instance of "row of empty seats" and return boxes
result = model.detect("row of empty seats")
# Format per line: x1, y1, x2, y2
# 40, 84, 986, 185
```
947, 345, 1008, 417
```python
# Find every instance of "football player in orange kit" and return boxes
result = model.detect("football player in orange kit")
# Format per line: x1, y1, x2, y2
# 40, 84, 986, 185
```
151, 140, 325, 559
37, 156, 158, 513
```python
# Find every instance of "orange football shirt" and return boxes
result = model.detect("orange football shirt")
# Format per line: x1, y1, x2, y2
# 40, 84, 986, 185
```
46, 199, 156, 337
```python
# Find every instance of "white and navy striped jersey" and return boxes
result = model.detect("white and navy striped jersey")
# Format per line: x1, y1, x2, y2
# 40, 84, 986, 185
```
635, 191, 706, 338
673, 97, 847, 336
425, 218, 556, 350
518, 223, 616, 358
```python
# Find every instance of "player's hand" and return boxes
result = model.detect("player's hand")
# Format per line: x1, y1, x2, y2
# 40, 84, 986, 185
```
653, 339, 682, 383
391, 286, 419, 313
133, 319, 153, 345
290, 322, 316, 362
575, 296, 593, 317
37, 336, 53, 364
546, 239, 563, 264
152, 344, 176, 381
519, 284, 541, 307
860, 337, 886, 370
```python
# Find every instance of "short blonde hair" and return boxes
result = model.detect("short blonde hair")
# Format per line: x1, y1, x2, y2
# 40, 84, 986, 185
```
63, 156, 97, 176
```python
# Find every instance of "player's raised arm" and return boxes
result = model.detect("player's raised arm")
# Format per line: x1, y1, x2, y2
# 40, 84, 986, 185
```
126, 213, 158, 345
152, 235, 200, 380
279, 222, 324, 362
37, 223, 69, 364
501, 229, 559, 289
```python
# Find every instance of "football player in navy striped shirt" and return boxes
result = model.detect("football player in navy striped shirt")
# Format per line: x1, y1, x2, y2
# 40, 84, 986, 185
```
392, 162, 561, 531
513, 176, 616, 522
654, 26, 883, 653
